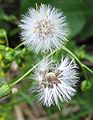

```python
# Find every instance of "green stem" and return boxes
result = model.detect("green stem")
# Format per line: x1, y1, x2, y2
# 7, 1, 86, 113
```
11, 45, 93, 87
10, 48, 59, 87
5, 34, 9, 47
14, 42, 24, 50
82, 64, 93, 73
62, 45, 93, 74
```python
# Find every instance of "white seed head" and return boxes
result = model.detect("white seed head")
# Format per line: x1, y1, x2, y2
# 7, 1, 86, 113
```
31, 57, 79, 108
19, 4, 68, 53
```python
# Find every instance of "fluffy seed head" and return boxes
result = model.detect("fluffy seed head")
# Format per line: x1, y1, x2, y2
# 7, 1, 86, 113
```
19, 4, 68, 53
31, 57, 79, 108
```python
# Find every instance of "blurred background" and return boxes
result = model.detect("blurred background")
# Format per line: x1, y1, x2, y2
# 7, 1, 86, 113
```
0, 0, 93, 120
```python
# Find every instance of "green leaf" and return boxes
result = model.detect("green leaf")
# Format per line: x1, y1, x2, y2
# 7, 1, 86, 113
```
68, 15, 86, 37
80, 19, 93, 39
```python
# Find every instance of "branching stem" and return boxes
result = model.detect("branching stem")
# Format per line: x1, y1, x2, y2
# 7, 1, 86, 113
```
10, 45, 93, 87
62, 45, 93, 74
10, 48, 59, 86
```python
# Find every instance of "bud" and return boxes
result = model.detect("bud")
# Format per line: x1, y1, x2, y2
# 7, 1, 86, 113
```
0, 84, 11, 98
81, 80, 91, 91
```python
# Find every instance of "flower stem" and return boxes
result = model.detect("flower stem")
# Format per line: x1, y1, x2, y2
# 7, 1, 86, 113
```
5, 34, 9, 47
14, 42, 24, 50
10, 45, 93, 87
82, 64, 93, 74
10, 48, 59, 87
62, 45, 93, 74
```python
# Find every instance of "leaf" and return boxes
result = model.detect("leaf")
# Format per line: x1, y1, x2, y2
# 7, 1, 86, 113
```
68, 15, 86, 37
80, 19, 93, 39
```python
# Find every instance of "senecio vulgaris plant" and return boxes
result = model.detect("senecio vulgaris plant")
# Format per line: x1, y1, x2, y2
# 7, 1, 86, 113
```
0, 4, 93, 109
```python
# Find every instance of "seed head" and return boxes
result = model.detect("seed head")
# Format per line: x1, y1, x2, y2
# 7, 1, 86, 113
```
31, 57, 79, 108
19, 4, 68, 53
